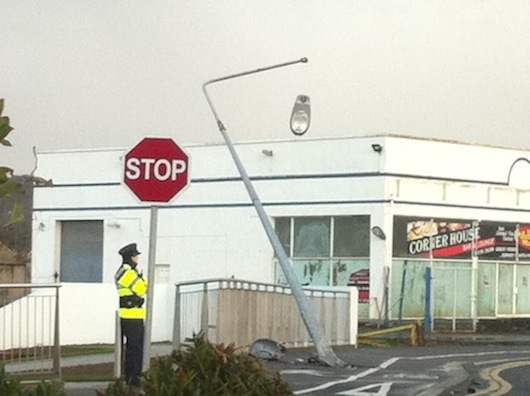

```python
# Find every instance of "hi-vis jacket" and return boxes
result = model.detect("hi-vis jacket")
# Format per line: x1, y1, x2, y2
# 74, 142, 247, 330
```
115, 263, 148, 319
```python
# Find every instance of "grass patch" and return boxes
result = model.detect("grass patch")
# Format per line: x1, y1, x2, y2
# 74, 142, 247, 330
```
61, 362, 114, 382
61, 344, 114, 358
63, 373, 113, 382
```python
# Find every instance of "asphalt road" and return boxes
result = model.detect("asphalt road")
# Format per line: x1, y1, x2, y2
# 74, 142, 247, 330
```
471, 357, 530, 395
265, 343, 530, 395
46, 339, 530, 395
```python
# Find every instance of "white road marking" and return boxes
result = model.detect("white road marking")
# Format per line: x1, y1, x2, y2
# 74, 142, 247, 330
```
336, 382, 393, 395
475, 357, 530, 366
293, 349, 530, 395
281, 369, 329, 377
294, 357, 400, 395
412, 349, 530, 361
383, 372, 439, 380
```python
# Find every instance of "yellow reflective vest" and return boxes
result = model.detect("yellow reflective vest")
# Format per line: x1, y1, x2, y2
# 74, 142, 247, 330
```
115, 263, 148, 319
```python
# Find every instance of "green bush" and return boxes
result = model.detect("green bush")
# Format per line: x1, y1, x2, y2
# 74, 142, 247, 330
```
0, 364, 64, 396
23, 381, 64, 396
105, 334, 293, 396
0, 365, 22, 395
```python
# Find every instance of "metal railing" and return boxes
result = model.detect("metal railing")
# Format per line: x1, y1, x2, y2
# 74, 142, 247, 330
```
172, 278, 358, 350
0, 283, 61, 378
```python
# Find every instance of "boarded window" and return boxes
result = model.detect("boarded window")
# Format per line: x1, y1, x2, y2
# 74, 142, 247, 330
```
60, 220, 103, 282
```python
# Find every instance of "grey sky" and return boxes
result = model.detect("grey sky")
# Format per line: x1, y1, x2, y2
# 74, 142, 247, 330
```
2, 1, 530, 174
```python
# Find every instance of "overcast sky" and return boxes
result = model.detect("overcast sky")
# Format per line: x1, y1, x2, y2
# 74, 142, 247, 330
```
2, 1, 530, 174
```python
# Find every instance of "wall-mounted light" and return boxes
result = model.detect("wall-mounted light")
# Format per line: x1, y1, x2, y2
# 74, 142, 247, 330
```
371, 226, 386, 240
261, 149, 273, 157
371, 144, 383, 153
107, 221, 121, 229
38, 222, 46, 231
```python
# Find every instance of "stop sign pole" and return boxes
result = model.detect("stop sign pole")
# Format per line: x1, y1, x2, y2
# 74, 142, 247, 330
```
122, 137, 189, 371
143, 205, 158, 371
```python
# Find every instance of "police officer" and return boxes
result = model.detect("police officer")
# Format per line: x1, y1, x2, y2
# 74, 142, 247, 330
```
115, 243, 147, 389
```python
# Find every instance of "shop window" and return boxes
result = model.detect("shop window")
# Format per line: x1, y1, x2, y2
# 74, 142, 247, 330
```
60, 220, 103, 282
334, 216, 370, 257
274, 216, 370, 288
293, 217, 330, 257
293, 260, 331, 286
275, 217, 291, 256
275, 259, 331, 286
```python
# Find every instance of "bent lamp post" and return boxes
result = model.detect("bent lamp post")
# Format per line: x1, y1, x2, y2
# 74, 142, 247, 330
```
202, 58, 345, 367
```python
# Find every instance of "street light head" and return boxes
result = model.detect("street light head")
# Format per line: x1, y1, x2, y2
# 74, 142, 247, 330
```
371, 226, 386, 240
300, 57, 308, 63
290, 95, 311, 136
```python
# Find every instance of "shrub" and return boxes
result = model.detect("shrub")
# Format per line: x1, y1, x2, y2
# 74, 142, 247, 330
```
0, 365, 22, 395
0, 364, 63, 396
23, 381, 64, 396
105, 334, 293, 395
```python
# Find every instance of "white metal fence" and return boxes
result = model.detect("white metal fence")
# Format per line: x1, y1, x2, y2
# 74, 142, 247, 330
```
0, 283, 61, 377
172, 278, 358, 350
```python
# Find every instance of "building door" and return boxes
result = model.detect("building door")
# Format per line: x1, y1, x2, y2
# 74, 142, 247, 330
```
60, 220, 103, 282
432, 266, 472, 318
476, 262, 496, 317
497, 264, 514, 315
515, 264, 530, 315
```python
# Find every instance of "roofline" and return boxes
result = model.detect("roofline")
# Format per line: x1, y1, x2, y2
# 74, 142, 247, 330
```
34, 133, 526, 156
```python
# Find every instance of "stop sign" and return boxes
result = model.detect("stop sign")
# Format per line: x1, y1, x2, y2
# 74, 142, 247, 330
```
123, 137, 190, 203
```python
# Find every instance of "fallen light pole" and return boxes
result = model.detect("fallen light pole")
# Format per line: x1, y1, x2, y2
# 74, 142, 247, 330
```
202, 58, 346, 367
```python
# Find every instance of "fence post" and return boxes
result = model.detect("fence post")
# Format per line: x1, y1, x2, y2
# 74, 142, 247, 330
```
201, 282, 208, 338
349, 287, 359, 347
398, 262, 408, 325
172, 284, 181, 350
424, 266, 433, 333
53, 285, 61, 379
114, 311, 122, 378
471, 256, 478, 332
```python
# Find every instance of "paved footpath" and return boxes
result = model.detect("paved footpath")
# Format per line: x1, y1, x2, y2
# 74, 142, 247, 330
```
6, 344, 172, 396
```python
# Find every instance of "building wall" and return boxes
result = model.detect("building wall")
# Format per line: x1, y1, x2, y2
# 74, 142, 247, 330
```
33, 136, 386, 283
32, 135, 530, 324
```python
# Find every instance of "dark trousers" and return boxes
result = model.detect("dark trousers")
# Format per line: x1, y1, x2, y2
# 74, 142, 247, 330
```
121, 318, 144, 385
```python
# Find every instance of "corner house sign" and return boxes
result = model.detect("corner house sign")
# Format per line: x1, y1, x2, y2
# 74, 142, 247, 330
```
393, 216, 530, 261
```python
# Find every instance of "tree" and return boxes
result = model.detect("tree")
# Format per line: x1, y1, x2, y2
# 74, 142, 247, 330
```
0, 99, 23, 226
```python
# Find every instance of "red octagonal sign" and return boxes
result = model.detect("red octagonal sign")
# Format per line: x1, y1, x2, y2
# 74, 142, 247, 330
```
123, 137, 189, 203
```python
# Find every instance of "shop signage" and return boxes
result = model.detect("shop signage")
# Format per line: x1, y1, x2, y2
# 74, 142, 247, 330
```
393, 217, 530, 261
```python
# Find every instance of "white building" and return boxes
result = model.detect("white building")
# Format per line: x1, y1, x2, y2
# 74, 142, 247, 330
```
32, 134, 530, 340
